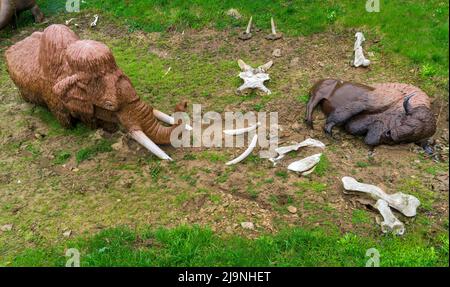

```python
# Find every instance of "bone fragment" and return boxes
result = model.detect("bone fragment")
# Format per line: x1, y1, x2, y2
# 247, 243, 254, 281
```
287, 153, 322, 175
341, 177, 420, 217
375, 199, 405, 235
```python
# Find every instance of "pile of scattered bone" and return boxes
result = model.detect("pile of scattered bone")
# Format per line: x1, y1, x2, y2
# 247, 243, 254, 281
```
342, 177, 420, 235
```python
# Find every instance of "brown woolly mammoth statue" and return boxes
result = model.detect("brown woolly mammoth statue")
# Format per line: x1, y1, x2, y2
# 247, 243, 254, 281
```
0, 0, 43, 30
5, 24, 187, 160
306, 79, 437, 152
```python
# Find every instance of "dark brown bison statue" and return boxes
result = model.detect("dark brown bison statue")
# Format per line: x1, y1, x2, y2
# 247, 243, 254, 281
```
306, 79, 437, 153
5, 24, 187, 160
0, 0, 43, 30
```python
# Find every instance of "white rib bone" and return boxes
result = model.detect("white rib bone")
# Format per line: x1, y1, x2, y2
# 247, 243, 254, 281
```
130, 130, 173, 161
245, 16, 253, 34
90, 14, 99, 27
341, 177, 420, 217
226, 135, 258, 165
287, 153, 322, 174
238, 59, 252, 72
375, 199, 405, 235
153, 109, 193, 131
223, 122, 261, 136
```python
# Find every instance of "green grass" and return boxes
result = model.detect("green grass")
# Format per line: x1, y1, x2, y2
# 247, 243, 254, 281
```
352, 209, 371, 224
75, 139, 113, 163
314, 154, 331, 177
294, 180, 327, 193
53, 150, 72, 165
7, 225, 448, 267
72, 0, 447, 78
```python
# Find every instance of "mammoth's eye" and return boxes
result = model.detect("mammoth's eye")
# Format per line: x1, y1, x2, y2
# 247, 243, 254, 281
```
385, 130, 391, 137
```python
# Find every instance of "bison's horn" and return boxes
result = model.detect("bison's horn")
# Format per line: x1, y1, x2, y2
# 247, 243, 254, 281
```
403, 93, 416, 115
130, 130, 173, 161
245, 16, 253, 34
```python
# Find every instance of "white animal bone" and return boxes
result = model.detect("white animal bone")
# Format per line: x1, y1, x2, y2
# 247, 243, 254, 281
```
226, 134, 258, 165
353, 32, 370, 67
153, 109, 193, 131
65, 18, 75, 25
90, 14, 99, 27
341, 177, 420, 217
375, 199, 405, 236
223, 122, 261, 136
130, 130, 172, 161
275, 138, 325, 155
237, 59, 273, 95
269, 138, 325, 165
287, 153, 322, 175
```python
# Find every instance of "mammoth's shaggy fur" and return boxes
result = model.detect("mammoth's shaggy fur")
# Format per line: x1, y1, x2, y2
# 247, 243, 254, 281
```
5, 24, 184, 147
306, 79, 437, 148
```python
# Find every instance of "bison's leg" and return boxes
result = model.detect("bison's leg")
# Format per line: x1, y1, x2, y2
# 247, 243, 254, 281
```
323, 103, 366, 136
30, 5, 44, 23
305, 79, 339, 128
364, 121, 384, 146
345, 114, 379, 137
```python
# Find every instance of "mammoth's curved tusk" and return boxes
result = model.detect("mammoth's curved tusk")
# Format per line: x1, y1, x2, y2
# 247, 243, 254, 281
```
223, 122, 261, 136
403, 92, 416, 115
226, 134, 258, 165
153, 109, 193, 131
130, 130, 173, 161
245, 16, 253, 34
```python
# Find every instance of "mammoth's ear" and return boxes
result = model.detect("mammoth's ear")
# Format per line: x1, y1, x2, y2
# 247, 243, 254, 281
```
238, 59, 252, 72
258, 60, 273, 72
52, 73, 88, 98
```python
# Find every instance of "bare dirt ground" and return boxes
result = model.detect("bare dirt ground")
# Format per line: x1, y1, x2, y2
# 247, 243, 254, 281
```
0, 13, 448, 258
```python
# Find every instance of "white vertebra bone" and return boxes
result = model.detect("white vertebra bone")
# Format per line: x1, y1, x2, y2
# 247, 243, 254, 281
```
341, 177, 420, 217
237, 59, 273, 95
353, 32, 370, 67
223, 122, 261, 136
90, 14, 99, 27
130, 130, 173, 161
153, 109, 193, 131
375, 199, 405, 236
287, 153, 322, 175
226, 134, 258, 165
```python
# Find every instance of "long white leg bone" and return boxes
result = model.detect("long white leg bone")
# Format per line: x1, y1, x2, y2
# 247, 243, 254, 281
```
375, 199, 405, 236
153, 109, 193, 131
130, 130, 173, 161
223, 122, 261, 136
287, 153, 322, 175
246, 16, 252, 34
341, 177, 420, 217
226, 134, 258, 165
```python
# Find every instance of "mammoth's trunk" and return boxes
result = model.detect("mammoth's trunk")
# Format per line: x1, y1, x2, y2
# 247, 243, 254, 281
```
118, 99, 180, 145
0, 0, 14, 30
